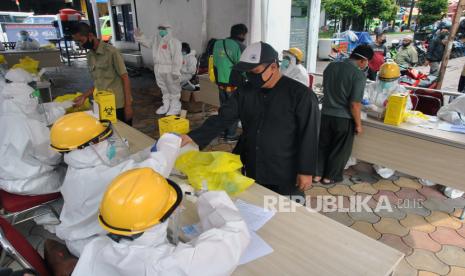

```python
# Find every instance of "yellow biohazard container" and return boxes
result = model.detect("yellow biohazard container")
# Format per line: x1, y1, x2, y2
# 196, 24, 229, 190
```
94, 90, 117, 122
384, 93, 408, 126
158, 115, 190, 136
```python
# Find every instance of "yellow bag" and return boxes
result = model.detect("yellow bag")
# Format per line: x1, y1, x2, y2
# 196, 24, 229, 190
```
0, 55, 5, 64
12, 56, 39, 74
54, 93, 91, 113
175, 151, 254, 196
208, 55, 216, 83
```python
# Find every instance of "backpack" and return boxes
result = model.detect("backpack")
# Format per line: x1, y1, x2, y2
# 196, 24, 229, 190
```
213, 39, 243, 86
199, 38, 217, 70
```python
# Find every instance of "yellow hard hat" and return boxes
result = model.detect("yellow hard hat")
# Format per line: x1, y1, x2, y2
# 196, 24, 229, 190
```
379, 61, 401, 81
98, 168, 182, 236
284, 47, 304, 62
50, 112, 112, 152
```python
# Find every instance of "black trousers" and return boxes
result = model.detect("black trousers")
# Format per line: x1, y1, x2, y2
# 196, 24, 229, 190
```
116, 108, 133, 126
458, 75, 465, 93
317, 115, 355, 182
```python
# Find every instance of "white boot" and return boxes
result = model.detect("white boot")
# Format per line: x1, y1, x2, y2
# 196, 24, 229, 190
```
156, 101, 170, 115
167, 99, 182, 115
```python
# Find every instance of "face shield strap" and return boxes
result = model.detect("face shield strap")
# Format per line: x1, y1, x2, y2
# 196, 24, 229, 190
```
50, 120, 113, 153
160, 179, 183, 222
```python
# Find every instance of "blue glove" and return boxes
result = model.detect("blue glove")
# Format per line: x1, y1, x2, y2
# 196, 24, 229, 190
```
150, 142, 158, 152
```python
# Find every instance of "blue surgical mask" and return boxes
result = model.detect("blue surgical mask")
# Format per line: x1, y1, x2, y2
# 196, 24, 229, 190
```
106, 143, 116, 161
182, 51, 187, 56
381, 81, 395, 90
159, 29, 168, 37
20, 34, 28, 41
281, 59, 290, 70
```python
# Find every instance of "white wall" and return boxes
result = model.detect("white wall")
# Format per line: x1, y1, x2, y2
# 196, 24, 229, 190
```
250, 0, 291, 56
206, 0, 250, 42
110, 0, 293, 68
131, 0, 204, 67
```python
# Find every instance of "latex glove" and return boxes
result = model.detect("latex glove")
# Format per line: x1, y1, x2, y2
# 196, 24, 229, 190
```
56, 100, 73, 109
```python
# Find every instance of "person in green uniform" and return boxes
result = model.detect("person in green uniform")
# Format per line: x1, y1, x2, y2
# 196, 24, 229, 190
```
71, 23, 134, 125
212, 24, 248, 142
315, 45, 374, 185
394, 35, 418, 70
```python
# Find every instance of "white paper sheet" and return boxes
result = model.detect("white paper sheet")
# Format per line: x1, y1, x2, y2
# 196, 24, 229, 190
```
239, 231, 274, 265
437, 122, 465, 134
235, 199, 276, 231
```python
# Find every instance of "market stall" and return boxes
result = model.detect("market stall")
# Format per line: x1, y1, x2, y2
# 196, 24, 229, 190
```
113, 121, 404, 276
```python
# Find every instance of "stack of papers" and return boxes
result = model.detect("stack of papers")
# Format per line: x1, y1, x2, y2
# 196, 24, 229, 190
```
180, 199, 276, 266
235, 199, 276, 265
437, 122, 465, 134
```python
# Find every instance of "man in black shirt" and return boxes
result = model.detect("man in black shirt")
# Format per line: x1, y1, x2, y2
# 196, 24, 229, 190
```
181, 42, 320, 198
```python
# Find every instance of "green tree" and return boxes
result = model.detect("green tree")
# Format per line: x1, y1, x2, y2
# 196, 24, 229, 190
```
417, 0, 448, 27
365, 0, 397, 21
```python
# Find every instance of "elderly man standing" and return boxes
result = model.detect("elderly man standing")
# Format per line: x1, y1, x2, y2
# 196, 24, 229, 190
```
182, 42, 320, 199
71, 23, 133, 125
395, 35, 418, 70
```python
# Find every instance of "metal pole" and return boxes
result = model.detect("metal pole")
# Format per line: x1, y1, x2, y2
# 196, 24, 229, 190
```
407, 0, 415, 28
436, 0, 465, 89
306, 0, 321, 73
90, 0, 102, 38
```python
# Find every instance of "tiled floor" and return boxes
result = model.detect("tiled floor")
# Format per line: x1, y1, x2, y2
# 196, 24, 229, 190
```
7, 59, 465, 275
303, 162, 465, 276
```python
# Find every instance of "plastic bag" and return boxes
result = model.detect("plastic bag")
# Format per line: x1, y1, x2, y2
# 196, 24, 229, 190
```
175, 151, 254, 196
403, 110, 429, 125
54, 92, 91, 113
208, 55, 215, 83
12, 56, 39, 74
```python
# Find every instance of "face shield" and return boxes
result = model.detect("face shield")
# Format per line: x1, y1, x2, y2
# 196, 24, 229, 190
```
30, 89, 50, 124
89, 122, 130, 167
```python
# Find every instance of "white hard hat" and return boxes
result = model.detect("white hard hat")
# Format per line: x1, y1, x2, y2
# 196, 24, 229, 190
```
5, 68, 33, 83
404, 35, 413, 41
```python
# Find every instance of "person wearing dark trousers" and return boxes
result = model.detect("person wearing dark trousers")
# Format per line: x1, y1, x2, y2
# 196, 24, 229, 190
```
315, 45, 374, 185
212, 24, 248, 142
459, 64, 465, 93
181, 42, 320, 200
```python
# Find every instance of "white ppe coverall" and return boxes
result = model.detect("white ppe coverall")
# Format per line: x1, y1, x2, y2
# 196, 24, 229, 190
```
72, 191, 250, 276
363, 79, 411, 179
55, 133, 181, 257
437, 94, 465, 125
0, 70, 69, 195
16, 37, 40, 51
135, 26, 183, 115
180, 50, 197, 83
281, 55, 309, 87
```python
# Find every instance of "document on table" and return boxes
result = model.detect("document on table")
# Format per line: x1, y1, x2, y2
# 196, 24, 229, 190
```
437, 122, 465, 134
235, 199, 275, 265
239, 231, 274, 265
235, 199, 276, 231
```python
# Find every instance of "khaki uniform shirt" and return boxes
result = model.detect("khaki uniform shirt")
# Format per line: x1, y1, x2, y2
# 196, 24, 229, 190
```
395, 45, 418, 68
87, 41, 128, 108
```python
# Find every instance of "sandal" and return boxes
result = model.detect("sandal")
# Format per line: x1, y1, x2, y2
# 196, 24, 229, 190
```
321, 179, 336, 185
